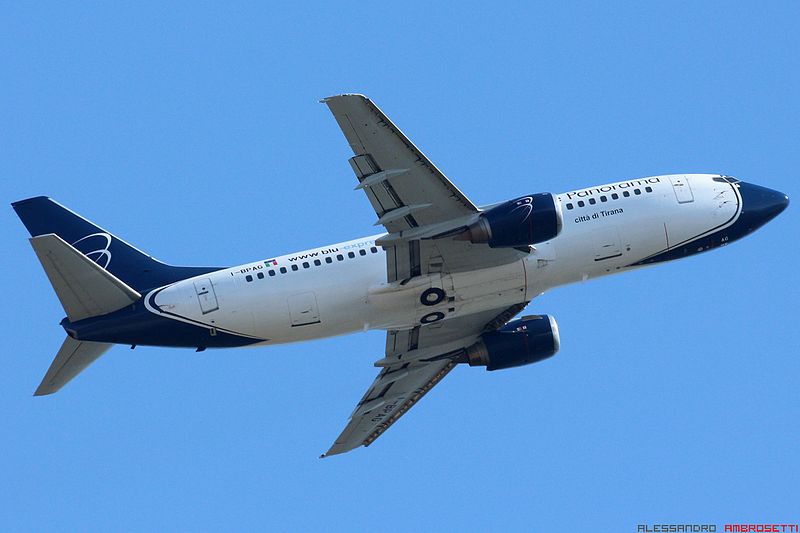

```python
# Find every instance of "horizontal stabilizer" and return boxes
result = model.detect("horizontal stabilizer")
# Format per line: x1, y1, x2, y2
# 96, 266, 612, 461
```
35, 336, 112, 396
29, 234, 141, 322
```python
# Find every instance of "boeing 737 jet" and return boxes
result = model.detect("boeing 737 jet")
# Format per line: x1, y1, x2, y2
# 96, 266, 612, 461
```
13, 94, 789, 456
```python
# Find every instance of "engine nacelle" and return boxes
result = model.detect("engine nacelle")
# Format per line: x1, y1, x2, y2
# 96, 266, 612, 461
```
465, 315, 560, 371
457, 193, 563, 248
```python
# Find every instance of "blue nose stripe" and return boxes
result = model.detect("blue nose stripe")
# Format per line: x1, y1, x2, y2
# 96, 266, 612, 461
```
735, 182, 789, 235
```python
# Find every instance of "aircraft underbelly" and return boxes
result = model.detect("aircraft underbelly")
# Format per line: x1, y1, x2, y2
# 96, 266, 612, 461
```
365, 260, 527, 330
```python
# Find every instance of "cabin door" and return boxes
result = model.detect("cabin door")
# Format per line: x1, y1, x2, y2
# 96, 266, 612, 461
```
669, 175, 694, 204
194, 278, 219, 314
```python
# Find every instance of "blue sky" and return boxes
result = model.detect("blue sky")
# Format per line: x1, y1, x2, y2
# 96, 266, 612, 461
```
1, 2, 798, 531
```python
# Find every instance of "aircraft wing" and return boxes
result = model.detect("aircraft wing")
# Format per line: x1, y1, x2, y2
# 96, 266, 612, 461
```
321, 303, 527, 457
321, 95, 532, 456
322, 94, 527, 281
322, 93, 477, 231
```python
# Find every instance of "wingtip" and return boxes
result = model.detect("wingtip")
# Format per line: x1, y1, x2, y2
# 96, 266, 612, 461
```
319, 93, 368, 104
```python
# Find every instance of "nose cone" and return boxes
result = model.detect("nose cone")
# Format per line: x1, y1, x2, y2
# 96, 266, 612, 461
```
737, 182, 789, 234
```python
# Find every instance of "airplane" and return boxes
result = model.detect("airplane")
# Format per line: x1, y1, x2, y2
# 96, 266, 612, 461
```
13, 94, 789, 457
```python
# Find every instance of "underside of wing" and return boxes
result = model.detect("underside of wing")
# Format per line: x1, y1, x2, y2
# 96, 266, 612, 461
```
322, 94, 529, 280
322, 303, 529, 457
322, 93, 477, 232
322, 359, 457, 457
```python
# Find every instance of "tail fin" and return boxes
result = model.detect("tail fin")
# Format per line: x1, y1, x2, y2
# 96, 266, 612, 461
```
13, 196, 221, 292
35, 336, 112, 396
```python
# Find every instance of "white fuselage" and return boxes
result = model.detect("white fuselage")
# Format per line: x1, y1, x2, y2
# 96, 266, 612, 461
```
146, 174, 741, 345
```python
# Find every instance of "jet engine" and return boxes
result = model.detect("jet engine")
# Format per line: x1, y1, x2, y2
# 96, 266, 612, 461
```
463, 315, 560, 371
456, 193, 563, 248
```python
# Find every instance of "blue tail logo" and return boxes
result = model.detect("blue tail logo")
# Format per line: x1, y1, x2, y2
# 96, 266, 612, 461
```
72, 232, 113, 269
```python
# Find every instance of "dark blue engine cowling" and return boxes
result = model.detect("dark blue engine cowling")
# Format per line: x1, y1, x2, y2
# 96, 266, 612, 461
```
460, 193, 563, 248
466, 315, 560, 371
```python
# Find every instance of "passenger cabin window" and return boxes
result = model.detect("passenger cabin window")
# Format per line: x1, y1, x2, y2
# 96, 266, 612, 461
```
600, 196, 607, 202
291, 264, 299, 271
589, 198, 596, 205
325, 257, 332, 264
371, 247, 378, 253
634, 189, 641, 195
280, 267, 287, 274
302, 262, 310, 269
337, 254, 344, 261
612, 193, 619, 200
348, 251, 355, 258
623, 191, 630, 197
359, 249, 367, 256
645, 186, 653, 193
566, 203, 574, 210
257, 272, 264, 279
577, 200, 585, 207
269, 270, 276, 276
245, 275, 253, 282
314, 259, 321, 266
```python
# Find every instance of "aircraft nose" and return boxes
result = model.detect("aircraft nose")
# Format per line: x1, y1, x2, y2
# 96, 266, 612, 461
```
737, 181, 789, 232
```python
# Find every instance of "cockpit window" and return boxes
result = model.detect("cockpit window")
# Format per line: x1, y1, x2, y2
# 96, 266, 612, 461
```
713, 176, 740, 184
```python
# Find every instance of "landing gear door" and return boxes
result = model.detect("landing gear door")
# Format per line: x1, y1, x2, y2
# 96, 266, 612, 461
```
669, 175, 694, 204
194, 278, 219, 314
414, 272, 454, 326
414, 272, 451, 310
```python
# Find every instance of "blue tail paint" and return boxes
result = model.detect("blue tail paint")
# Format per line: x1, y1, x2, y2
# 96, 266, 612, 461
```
12, 196, 223, 292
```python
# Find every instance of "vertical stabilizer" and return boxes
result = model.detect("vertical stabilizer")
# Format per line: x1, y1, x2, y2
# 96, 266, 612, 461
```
13, 196, 222, 292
